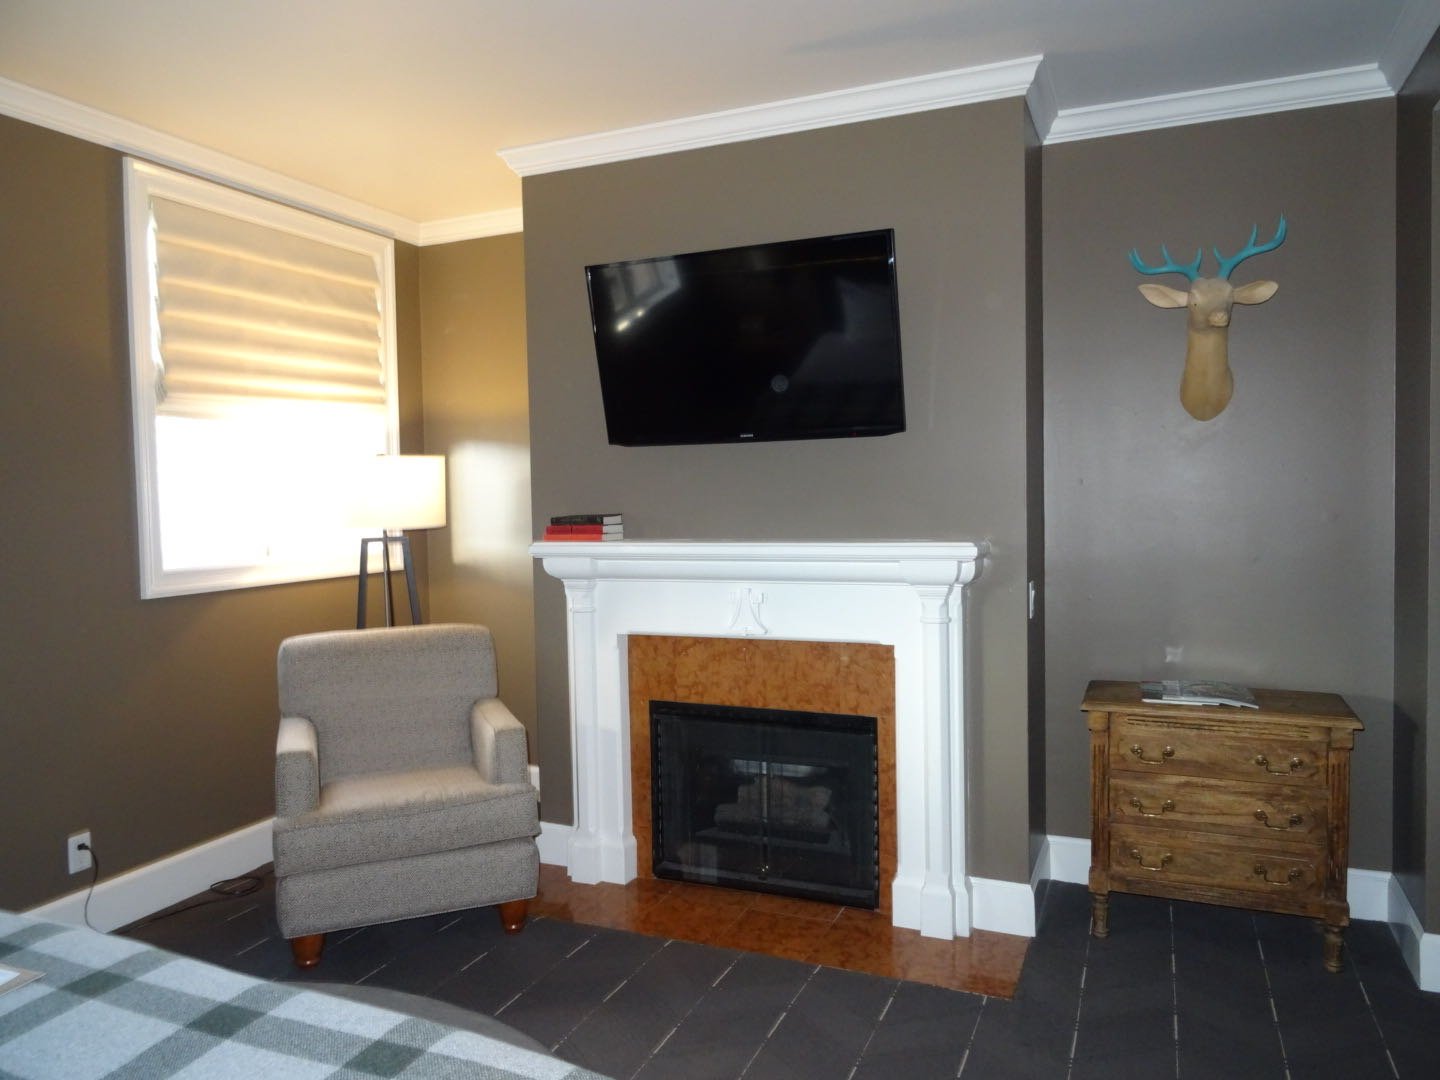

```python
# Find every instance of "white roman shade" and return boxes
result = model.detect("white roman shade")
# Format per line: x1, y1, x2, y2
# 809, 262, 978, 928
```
148, 196, 387, 420
124, 158, 399, 599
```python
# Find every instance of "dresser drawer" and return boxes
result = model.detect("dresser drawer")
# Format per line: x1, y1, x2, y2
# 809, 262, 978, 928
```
1110, 716, 1326, 784
1109, 825, 1323, 902
1110, 773, 1326, 840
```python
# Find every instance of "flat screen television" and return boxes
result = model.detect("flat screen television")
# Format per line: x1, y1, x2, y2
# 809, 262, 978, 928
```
585, 229, 905, 446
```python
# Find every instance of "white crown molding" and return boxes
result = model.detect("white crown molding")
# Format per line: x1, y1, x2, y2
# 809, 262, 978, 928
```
1044, 63, 1393, 144
0, 74, 424, 245
1380, 0, 1440, 89
418, 207, 524, 245
499, 56, 1043, 177
1025, 57, 1061, 141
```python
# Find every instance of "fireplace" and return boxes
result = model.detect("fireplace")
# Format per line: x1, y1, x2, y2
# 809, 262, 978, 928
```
650, 700, 879, 908
530, 540, 984, 939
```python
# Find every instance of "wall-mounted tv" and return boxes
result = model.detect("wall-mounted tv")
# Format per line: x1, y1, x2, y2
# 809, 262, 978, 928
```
585, 229, 905, 446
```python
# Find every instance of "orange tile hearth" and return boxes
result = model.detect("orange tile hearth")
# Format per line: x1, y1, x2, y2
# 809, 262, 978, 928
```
531, 864, 1028, 999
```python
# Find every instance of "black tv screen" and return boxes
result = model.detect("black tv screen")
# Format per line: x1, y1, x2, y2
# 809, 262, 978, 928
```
585, 229, 905, 446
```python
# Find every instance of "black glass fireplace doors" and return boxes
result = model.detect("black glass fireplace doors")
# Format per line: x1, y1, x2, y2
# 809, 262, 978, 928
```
650, 700, 879, 908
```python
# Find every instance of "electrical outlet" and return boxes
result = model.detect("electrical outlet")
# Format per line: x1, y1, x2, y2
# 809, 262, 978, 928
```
67, 830, 92, 874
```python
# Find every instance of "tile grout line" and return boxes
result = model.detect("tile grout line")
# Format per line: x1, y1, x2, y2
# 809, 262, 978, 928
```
549, 935, 670, 1055
1169, 904, 1180, 1080
1254, 918, 1293, 1080
737, 963, 822, 1079
627, 949, 741, 1080
495, 930, 603, 1017
1352, 962, 1402, 1078
1064, 917, 1095, 1080
953, 995, 988, 1077
843, 979, 901, 1080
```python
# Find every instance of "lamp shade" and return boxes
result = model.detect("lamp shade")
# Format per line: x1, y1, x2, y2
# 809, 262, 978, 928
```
348, 454, 447, 531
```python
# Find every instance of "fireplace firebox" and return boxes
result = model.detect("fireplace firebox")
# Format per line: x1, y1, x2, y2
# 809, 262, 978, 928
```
650, 700, 879, 908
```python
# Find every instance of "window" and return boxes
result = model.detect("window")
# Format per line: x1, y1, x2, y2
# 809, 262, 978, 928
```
124, 159, 398, 598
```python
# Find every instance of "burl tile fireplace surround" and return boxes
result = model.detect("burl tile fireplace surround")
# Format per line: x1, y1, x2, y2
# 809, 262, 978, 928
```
531, 540, 1034, 939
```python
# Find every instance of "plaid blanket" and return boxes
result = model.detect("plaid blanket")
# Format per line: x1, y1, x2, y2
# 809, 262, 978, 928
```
0, 912, 610, 1079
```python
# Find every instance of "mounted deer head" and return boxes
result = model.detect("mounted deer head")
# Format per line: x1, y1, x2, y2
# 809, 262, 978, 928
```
1129, 216, 1286, 420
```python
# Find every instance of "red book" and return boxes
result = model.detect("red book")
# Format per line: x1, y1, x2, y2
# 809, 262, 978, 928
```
545, 523, 621, 535
543, 524, 623, 540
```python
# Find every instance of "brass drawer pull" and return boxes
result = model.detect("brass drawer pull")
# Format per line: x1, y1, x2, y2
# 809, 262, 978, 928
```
1254, 809, 1303, 831
1254, 754, 1303, 775
1130, 796, 1176, 817
1129, 848, 1172, 871
1253, 863, 1302, 885
1130, 743, 1175, 765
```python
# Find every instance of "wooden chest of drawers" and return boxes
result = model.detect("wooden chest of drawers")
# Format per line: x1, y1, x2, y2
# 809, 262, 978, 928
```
1081, 680, 1362, 971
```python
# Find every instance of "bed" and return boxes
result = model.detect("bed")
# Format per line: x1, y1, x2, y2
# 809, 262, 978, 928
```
0, 911, 610, 1079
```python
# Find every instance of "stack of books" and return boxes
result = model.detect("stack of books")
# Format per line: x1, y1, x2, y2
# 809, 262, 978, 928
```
542, 513, 623, 541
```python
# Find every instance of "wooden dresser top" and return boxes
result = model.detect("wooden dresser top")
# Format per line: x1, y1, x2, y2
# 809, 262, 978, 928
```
1081, 680, 1362, 731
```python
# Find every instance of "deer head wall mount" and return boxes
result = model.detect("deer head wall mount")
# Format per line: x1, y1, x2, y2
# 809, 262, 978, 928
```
1129, 216, 1287, 421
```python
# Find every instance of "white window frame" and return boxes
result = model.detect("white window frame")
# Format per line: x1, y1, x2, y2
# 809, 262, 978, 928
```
123, 158, 399, 598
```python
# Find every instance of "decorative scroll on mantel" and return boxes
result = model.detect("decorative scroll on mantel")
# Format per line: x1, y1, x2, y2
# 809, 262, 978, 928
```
529, 539, 986, 940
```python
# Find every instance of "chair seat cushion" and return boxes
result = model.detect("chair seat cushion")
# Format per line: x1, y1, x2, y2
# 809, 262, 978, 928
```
274, 765, 538, 875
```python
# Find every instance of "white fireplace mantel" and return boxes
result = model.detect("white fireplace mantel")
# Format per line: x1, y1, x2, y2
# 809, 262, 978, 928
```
531, 539, 986, 939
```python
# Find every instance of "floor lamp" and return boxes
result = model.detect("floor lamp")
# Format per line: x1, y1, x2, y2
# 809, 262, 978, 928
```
352, 454, 447, 628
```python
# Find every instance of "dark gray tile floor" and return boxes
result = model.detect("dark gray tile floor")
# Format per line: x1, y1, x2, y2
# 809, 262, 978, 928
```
121, 871, 1440, 1078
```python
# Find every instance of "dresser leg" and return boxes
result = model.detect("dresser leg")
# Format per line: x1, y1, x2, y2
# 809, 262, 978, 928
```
1322, 921, 1345, 973
1091, 892, 1110, 938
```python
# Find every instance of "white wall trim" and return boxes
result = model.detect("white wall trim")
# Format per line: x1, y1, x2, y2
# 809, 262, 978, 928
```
971, 876, 1037, 937
1024, 57, 1061, 143
1379, 0, 1440, 90
21, 812, 1426, 976
499, 57, 1043, 177
0, 74, 423, 245
418, 208, 524, 244
1044, 64, 1393, 144
537, 820, 575, 867
1388, 873, 1440, 992
1038, 834, 1090, 889
23, 819, 273, 933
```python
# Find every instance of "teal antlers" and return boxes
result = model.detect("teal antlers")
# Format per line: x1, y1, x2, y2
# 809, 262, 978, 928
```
1129, 216, 1287, 420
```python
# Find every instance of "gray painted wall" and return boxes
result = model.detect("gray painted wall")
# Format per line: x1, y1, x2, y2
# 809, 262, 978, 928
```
418, 235, 538, 741
1395, 28, 1440, 927
522, 100, 1038, 883
0, 114, 426, 909
1043, 100, 1397, 871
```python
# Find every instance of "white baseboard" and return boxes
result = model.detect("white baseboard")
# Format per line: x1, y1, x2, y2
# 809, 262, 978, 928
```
1387, 871, 1440, 992
33, 814, 1430, 986
536, 820, 573, 866
24, 819, 273, 933
970, 876, 1037, 937
1041, 834, 1093, 888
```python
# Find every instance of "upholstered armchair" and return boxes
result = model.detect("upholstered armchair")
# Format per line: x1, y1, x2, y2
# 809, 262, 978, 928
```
272, 624, 539, 969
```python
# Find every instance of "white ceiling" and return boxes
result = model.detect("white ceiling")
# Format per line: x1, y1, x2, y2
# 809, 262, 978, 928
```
1, 0, 1436, 238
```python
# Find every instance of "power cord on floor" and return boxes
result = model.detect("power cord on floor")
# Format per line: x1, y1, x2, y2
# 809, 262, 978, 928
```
73, 836, 265, 932
122, 874, 266, 931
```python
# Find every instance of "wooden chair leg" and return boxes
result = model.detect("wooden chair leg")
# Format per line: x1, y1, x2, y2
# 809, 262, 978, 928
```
289, 933, 325, 969
497, 899, 529, 934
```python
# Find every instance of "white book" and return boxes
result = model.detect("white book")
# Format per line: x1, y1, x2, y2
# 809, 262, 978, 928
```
0, 963, 42, 996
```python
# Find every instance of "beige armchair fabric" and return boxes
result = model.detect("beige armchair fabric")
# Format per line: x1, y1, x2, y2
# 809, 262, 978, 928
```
272, 624, 539, 967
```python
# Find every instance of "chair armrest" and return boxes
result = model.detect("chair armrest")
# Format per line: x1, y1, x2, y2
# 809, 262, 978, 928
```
275, 715, 319, 818
470, 699, 531, 787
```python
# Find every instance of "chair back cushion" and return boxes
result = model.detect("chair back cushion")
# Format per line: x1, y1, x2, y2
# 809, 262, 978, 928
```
278, 624, 498, 782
